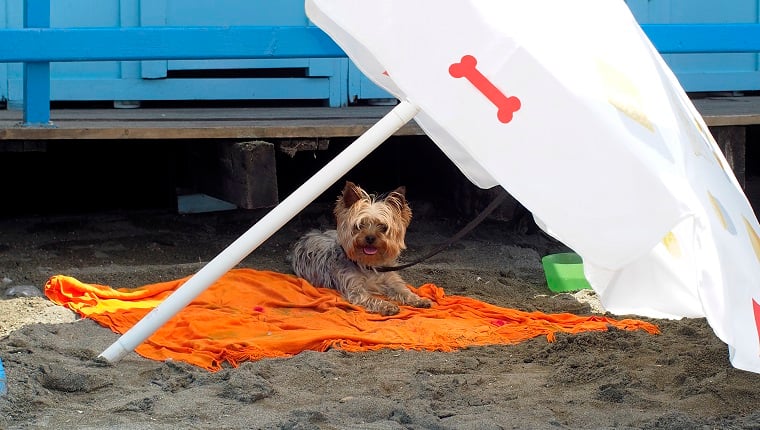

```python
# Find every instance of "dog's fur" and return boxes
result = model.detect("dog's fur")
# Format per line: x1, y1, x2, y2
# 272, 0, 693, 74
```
289, 181, 432, 315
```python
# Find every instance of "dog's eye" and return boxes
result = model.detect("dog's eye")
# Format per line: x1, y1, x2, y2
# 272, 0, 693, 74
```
377, 224, 388, 233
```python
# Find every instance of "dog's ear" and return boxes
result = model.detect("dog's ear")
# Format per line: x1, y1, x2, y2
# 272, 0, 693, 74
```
390, 186, 406, 198
341, 181, 363, 208
386, 186, 411, 218
386, 186, 407, 206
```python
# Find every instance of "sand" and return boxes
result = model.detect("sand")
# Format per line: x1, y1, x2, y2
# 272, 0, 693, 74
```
1, 204, 759, 429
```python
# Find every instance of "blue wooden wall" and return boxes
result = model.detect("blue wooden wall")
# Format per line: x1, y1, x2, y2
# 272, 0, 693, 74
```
625, 0, 760, 93
0, 0, 351, 107
0, 0, 758, 108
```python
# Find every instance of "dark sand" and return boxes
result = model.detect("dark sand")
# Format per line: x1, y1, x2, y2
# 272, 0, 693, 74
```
1, 204, 759, 429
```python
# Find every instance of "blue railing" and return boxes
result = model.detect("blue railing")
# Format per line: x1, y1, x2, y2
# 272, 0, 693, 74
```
4, 0, 345, 126
1, 0, 759, 127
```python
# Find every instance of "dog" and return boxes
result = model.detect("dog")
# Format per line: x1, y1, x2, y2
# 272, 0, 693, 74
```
289, 181, 433, 315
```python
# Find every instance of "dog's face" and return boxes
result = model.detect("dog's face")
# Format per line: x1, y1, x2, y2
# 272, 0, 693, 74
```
334, 181, 412, 267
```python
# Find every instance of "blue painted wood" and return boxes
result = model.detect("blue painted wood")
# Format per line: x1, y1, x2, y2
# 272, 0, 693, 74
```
118, 0, 141, 94
1, 5, 345, 124
105, 0, 339, 94
675, 71, 760, 93
145, 0, 345, 106
142, 0, 314, 81
164, 0, 307, 26
4, 0, 346, 108
139, 0, 168, 79
22, 62, 50, 124
347, 62, 393, 102
642, 24, 760, 54
22, 0, 51, 126
0, 0, 8, 104
168, 58, 313, 70
43, 1, 122, 80
9, 77, 333, 101
643, 24, 760, 92
626, 0, 760, 92
0, 26, 344, 62
11, 23, 758, 61
306, 57, 347, 108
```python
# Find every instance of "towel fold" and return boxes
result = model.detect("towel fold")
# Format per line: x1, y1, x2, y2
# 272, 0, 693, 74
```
45, 269, 659, 371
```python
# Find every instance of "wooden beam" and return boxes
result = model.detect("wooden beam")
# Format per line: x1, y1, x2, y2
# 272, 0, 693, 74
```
0, 106, 426, 141
0, 26, 344, 62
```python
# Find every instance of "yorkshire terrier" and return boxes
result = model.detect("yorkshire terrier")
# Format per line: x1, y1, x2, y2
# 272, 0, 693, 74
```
290, 181, 433, 315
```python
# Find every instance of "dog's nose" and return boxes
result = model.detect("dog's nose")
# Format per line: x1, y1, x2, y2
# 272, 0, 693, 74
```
365, 235, 375, 244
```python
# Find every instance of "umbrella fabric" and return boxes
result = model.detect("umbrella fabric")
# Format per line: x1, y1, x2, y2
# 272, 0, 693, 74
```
305, 0, 760, 373
44, 269, 658, 372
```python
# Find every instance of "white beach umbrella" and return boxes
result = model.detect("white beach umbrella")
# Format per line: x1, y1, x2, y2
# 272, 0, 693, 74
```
305, 0, 760, 373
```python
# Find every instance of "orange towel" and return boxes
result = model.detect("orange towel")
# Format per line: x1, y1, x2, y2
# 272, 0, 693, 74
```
45, 269, 659, 371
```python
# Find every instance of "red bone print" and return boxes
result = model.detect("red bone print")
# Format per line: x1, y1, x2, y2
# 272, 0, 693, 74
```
449, 55, 521, 123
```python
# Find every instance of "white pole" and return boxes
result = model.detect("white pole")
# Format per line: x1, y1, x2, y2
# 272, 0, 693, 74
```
99, 99, 420, 364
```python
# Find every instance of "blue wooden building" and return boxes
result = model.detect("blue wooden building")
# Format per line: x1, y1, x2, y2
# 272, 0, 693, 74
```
0, 0, 388, 108
0, 0, 758, 109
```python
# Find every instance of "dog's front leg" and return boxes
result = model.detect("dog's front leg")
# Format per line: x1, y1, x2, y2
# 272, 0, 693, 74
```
381, 272, 433, 309
338, 274, 400, 316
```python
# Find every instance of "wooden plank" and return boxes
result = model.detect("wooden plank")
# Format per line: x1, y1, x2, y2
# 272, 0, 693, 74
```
222, 141, 277, 209
188, 140, 279, 210
0, 27, 344, 62
710, 126, 746, 187
0, 97, 758, 141
691, 96, 760, 126
42, 106, 396, 120
0, 106, 425, 140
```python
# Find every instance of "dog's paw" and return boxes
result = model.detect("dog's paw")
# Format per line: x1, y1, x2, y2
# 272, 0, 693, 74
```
411, 297, 433, 309
377, 302, 400, 316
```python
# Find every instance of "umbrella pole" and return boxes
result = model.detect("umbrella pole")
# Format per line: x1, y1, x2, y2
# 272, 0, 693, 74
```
98, 99, 420, 364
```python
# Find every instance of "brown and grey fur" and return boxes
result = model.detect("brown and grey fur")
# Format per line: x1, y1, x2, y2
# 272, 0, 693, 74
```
290, 181, 432, 315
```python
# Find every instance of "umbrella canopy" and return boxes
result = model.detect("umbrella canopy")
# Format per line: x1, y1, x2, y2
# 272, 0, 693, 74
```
306, 0, 760, 374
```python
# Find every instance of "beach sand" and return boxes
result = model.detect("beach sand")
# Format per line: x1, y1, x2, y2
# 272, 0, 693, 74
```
1, 204, 759, 429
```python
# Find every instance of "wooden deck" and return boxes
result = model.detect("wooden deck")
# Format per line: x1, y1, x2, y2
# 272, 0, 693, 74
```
0, 105, 425, 141
692, 96, 760, 127
0, 96, 756, 141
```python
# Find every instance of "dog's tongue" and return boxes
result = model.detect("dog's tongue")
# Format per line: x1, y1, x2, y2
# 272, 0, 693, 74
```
363, 246, 378, 255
